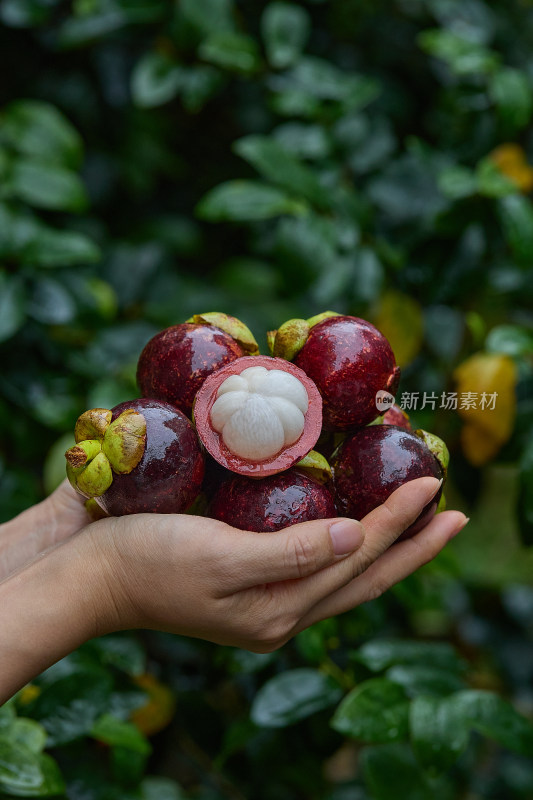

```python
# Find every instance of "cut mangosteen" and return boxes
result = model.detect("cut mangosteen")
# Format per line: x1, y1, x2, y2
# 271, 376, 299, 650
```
331, 425, 449, 539
207, 468, 337, 532
194, 356, 323, 477
137, 312, 258, 417
269, 313, 400, 431
65, 398, 205, 515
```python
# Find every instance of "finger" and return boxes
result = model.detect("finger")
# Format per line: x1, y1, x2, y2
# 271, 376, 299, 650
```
269, 475, 442, 615
210, 515, 365, 593
295, 510, 468, 631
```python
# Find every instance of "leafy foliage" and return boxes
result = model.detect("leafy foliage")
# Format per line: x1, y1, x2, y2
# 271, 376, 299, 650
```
1, 0, 533, 798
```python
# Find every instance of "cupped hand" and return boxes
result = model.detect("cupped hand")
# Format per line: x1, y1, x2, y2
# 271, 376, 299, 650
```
0, 480, 89, 581
87, 476, 468, 652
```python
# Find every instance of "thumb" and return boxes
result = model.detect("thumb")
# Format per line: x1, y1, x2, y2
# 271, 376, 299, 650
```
219, 516, 365, 589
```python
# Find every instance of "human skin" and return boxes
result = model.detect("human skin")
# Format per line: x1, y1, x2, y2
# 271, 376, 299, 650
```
0, 477, 468, 704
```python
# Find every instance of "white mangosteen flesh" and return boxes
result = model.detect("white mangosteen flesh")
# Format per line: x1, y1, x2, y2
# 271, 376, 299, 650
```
210, 366, 309, 460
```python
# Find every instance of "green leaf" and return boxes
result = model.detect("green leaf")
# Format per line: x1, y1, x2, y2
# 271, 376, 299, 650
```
498, 194, 533, 264
476, 158, 516, 198
361, 743, 436, 800
272, 122, 330, 160
26, 671, 113, 746
250, 668, 342, 728
10, 159, 88, 212
0, 0, 56, 28
418, 28, 500, 76
351, 639, 466, 674
486, 325, 533, 358
199, 32, 261, 74
489, 67, 533, 131
261, 2, 310, 69
518, 436, 533, 546
131, 53, 183, 108
180, 0, 234, 37
438, 165, 477, 200
386, 665, 466, 698
410, 694, 470, 773
234, 135, 328, 209
91, 714, 151, 754
0, 272, 26, 342
0, 738, 64, 797
0, 100, 83, 168
331, 679, 409, 743
27, 278, 76, 325
141, 777, 188, 800
8, 719, 47, 754
83, 634, 146, 676
196, 180, 305, 221
57, 1, 167, 49
22, 228, 101, 267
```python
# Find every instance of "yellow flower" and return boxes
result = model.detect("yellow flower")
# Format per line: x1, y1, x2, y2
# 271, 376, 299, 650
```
489, 143, 533, 193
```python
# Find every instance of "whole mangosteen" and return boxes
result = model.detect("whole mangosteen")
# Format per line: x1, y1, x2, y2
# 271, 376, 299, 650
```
269, 312, 400, 431
331, 425, 449, 539
207, 468, 337, 532
137, 312, 258, 417
65, 398, 205, 515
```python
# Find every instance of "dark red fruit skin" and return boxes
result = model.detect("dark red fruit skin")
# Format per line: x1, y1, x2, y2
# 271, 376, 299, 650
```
194, 356, 323, 478
331, 425, 442, 540
207, 469, 337, 532
294, 316, 400, 431
382, 404, 412, 429
96, 398, 205, 516
137, 324, 246, 417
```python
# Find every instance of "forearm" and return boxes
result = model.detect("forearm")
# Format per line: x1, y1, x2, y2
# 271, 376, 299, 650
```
0, 529, 112, 704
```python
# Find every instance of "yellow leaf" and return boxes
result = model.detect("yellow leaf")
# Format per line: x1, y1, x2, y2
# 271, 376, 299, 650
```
489, 143, 533, 193
373, 290, 424, 367
130, 673, 176, 737
454, 352, 517, 465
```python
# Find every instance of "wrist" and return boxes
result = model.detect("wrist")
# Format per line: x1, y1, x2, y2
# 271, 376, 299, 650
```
0, 522, 119, 704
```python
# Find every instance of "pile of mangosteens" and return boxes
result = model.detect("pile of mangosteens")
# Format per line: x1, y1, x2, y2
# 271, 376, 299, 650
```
66, 311, 449, 538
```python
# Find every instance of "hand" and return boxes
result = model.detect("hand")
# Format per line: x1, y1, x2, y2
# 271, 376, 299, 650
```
0, 480, 89, 581
89, 476, 468, 652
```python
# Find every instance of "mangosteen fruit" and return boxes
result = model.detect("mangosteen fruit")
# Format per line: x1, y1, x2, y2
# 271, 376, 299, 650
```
65, 398, 205, 515
381, 403, 412, 429
331, 425, 449, 539
194, 355, 323, 477
207, 468, 337, 532
137, 312, 259, 417
269, 312, 400, 431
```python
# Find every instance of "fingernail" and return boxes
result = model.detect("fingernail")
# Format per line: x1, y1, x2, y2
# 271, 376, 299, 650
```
449, 516, 469, 540
431, 477, 444, 499
330, 520, 364, 556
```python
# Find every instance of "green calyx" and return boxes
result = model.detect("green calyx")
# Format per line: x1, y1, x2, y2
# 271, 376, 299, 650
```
65, 408, 147, 498
415, 429, 450, 479
187, 311, 259, 355
269, 311, 341, 361
295, 450, 332, 484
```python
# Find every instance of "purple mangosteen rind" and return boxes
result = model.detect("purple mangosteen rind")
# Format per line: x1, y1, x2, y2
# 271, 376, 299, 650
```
290, 315, 401, 431
331, 425, 445, 538
66, 399, 205, 515
207, 468, 337, 533
187, 312, 259, 355
136, 317, 254, 417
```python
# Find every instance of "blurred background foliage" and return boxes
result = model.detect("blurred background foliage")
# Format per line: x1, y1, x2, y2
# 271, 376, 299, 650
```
1, 0, 533, 798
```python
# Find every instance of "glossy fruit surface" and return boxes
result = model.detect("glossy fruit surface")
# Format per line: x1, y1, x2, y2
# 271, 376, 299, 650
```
294, 315, 400, 431
208, 469, 337, 532
98, 398, 204, 515
381, 403, 412, 429
332, 425, 442, 539
194, 356, 322, 477
137, 323, 246, 417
